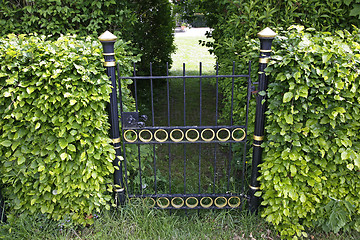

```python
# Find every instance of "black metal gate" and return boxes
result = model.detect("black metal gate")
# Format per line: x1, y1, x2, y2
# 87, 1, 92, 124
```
98, 28, 276, 212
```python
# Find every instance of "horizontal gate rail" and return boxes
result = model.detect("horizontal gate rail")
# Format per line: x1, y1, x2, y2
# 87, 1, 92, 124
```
118, 74, 250, 80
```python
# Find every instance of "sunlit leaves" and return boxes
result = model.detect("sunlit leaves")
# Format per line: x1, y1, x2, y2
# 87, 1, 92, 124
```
258, 27, 360, 238
0, 34, 135, 225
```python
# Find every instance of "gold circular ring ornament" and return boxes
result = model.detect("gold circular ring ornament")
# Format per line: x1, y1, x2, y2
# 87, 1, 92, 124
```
185, 197, 199, 208
143, 197, 156, 208
154, 129, 168, 142
171, 197, 184, 208
214, 196, 227, 208
185, 129, 199, 142
139, 129, 153, 142
201, 128, 215, 142
200, 197, 213, 208
123, 130, 137, 143
170, 129, 184, 142
216, 128, 231, 142
157, 197, 170, 208
228, 196, 241, 208
232, 128, 246, 141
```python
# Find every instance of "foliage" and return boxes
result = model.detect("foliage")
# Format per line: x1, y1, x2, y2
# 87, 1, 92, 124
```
0, 0, 175, 76
0, 34, 135, 225
257, 26, 360, 238
196, 0, 360, 134
128, 0, 175, 76
0, 0, 136, 39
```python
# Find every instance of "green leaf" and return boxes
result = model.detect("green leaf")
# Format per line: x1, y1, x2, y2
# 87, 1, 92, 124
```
59, 139, 68, 149
0, 140, 12, 147
283, 92, 293, 103
68, 144, 76, 152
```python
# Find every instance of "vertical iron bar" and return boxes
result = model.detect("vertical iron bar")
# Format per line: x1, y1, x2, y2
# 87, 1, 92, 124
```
249, 27, 276, 213
183, 63, 187, 194
99, 31, 125, 205
227, 62, 235, 191
150, 63, 157, 194
241, 61, 252, 194
134, 63, 138, 111
116, 64, 129, 195
133, 65, 142, 195
213, 62, 219, 193
166, 62, 172, 195
198, 62, 202, 194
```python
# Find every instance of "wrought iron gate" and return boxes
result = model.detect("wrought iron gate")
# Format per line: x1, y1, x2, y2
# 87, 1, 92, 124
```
98, 27, 276, 212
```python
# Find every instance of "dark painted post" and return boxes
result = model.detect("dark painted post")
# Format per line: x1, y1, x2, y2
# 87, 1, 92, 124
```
98, 31, 125, 205
0, 189, 6, 222
249, 27, 277, 213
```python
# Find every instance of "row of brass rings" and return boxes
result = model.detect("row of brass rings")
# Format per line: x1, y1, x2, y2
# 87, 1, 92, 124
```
124, 128, 246, 143
131, 196, 241, 208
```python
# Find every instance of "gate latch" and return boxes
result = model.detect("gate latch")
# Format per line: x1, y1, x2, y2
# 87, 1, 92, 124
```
122, 112, 147, 129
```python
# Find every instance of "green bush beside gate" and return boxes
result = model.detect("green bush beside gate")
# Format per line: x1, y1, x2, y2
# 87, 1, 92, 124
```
255, 27, 360, 238
0, 0, 175, 76
0, 34, 135, 225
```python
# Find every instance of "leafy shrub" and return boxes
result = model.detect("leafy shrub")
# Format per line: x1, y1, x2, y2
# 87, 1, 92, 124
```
0, 34, 135, 225
196, 0, 360, 133
258, 26, 360, 238
0, 0, 175, 76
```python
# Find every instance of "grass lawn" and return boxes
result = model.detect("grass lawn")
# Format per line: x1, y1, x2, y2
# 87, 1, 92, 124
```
1, 29, 359, 240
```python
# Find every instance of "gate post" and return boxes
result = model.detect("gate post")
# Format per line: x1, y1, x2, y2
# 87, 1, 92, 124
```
98, 31, 125, 205
249, 27, 276, 213
0, 189, 6, 222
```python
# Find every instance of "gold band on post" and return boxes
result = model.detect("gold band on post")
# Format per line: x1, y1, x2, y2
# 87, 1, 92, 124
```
232, 128, 246, 141
253, 135, 264, 141
123, 130, 137, 143
214, 196, 227, 208
103, 53, 115, 56
185, 197, 198, 208
143, 197, 156, 208
200, 197, 213, 208
260, 49, 272, 53
201, 128, 215, 142
104, 61, 116, 67
253, 143, 262, 147
171, 197, 184, 208
185, 129, 199, 142
249, 185, 260, 190
139, 129, 153, 142
112, 138, 121, 144
228, 196, 241, 208
114, 145, 121, 149
170, 129, 184, 142
216, 128, 231, 142
259, 58, 270, 64
154, 129, 168, 142
157, 197, 170, 208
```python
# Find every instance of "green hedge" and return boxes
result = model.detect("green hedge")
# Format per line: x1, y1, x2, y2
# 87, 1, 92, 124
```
257, 26, 360, 238
0, 0, 175, 76
0, 34, 135, 225
197, 0, 360, 134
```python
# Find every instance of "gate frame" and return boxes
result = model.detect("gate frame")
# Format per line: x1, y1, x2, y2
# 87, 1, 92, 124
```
99, 27, 276, 212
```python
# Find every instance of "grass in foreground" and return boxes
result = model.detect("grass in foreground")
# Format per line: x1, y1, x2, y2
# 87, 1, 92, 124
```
1, 203, 359, 240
